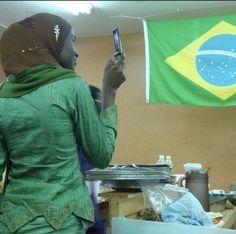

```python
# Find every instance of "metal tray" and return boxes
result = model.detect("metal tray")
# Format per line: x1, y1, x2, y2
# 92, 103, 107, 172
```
86, 164, 175, 191
86, 164, 172, 181
101, 177, 176, 191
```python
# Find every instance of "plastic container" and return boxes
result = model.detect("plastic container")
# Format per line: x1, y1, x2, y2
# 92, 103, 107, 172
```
112, 217, 235, 234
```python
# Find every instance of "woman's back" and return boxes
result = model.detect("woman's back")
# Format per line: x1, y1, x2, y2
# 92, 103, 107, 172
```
0, 78, 96, 231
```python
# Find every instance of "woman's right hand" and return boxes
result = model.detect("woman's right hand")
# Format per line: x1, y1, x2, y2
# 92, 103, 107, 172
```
102, 54, 126, 110
103, 54, 126, 91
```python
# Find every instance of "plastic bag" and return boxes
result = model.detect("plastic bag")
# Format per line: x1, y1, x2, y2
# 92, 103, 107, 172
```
140, 183, 188, 214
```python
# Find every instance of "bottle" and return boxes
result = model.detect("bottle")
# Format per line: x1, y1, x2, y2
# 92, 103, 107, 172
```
166, 155, 174, 173
156, 154, 165, 165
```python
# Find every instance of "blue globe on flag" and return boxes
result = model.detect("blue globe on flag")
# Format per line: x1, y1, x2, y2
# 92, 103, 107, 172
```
196, 34, 236, 87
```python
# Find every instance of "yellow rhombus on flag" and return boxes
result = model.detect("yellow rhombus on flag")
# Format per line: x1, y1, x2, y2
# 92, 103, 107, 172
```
165, 21, 236, 100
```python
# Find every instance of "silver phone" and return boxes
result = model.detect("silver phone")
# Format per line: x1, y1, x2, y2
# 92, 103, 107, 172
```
113, 27, 123, 60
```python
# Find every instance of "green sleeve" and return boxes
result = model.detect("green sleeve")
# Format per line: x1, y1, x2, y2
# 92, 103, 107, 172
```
72, 79, 117, 169
0, 134, 7, 195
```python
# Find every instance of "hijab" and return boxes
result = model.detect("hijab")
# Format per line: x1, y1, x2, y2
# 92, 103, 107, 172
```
0, 13, 78, 98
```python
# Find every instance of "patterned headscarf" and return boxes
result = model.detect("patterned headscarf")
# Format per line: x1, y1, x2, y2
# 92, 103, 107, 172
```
0, 13, 72, 75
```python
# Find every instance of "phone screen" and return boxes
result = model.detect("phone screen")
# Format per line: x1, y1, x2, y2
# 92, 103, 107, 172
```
113, 27, 123, 57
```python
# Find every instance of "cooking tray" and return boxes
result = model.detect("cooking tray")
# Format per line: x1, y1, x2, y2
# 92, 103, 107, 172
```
85, 164, 175, 190
101, 177, 176, 191
86, 164, 172, 181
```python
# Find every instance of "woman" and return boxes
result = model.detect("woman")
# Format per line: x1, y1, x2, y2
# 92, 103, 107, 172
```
0, 13, 125, 233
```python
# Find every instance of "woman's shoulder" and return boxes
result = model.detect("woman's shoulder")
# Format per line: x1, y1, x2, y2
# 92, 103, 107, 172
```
50, 76, 88, 90
57, 76, 86, 85
47, 76, 90, 100
65, 77, 89, 92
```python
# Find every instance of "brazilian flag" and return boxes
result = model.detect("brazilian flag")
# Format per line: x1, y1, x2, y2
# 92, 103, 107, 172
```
144, 13, 236, 106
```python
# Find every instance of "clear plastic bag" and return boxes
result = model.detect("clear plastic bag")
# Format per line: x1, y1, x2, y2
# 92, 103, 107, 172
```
140, 183, 188, 214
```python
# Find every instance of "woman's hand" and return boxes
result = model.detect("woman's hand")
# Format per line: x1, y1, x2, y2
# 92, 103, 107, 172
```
103, 54, 126, 91
102, 54, 126, 110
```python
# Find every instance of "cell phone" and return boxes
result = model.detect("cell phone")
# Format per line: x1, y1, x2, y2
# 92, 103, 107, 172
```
113, 27, 123, 60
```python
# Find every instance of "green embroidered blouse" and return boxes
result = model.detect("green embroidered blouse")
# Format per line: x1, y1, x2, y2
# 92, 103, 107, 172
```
0, 77, 117, 232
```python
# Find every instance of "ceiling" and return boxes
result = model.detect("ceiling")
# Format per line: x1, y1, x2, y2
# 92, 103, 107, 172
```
1, 1, 236, 38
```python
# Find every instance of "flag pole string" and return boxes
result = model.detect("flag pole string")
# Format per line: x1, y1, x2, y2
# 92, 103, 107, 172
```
109, 2, 236, 21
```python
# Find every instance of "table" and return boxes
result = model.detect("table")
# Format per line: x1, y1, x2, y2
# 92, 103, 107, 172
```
99, 191, 236, 233
221, 208, 236, 229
